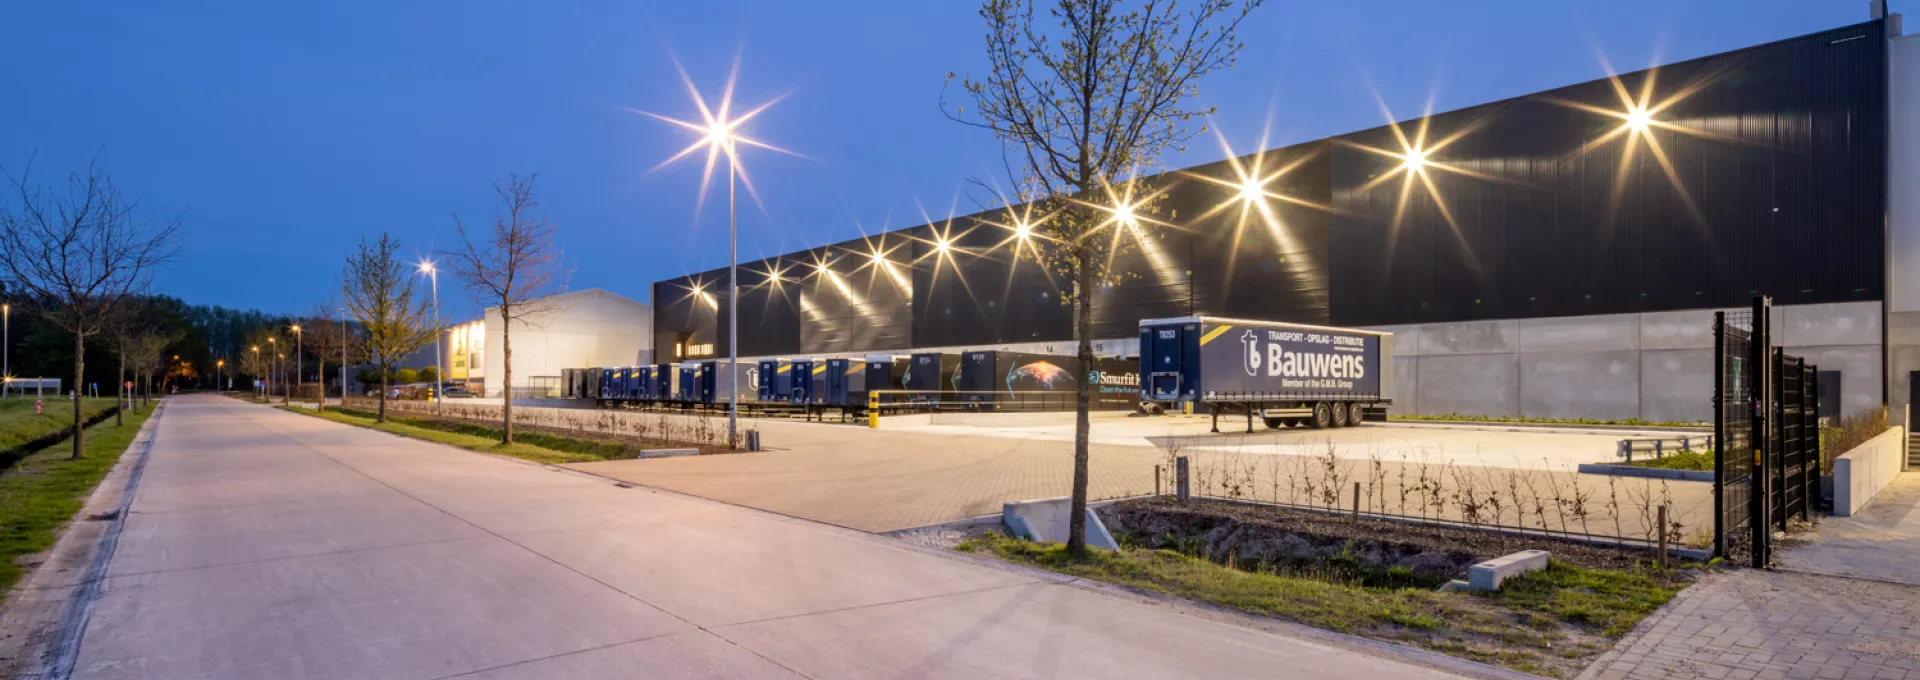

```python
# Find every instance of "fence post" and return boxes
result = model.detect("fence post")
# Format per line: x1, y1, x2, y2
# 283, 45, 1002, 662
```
1351, 481, 1361, 519
1175, 456, 1190, 501
1657, 504, 1670, 568
1155, 465, 1162, 497
1656, 440, 1664, 460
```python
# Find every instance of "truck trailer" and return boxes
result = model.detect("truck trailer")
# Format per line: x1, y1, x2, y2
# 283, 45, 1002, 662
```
1138, 316, 1393, 430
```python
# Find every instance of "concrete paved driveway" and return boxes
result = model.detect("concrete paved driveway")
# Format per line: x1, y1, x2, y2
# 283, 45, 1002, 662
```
70, 395, 1475, 680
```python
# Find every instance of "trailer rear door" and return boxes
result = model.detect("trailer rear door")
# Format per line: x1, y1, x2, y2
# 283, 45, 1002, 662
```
1145, 324, 1186, 401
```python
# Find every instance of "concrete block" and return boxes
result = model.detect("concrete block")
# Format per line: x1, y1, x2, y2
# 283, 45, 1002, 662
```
1518, 351, 1639, 421
1575, 463, 1714, 482
1467, 550, 1550, 592
1002, 498, 1118, 551
640, 448, 701, 458
1518, 314, 1639, 352
1415, 354, 1518, 417
1638, 308, 1725, 350
1418, 319, 1519, 355
1639, 349, 1714, 423
1784, 345, 1882, 418
1778, 301, 1881, 347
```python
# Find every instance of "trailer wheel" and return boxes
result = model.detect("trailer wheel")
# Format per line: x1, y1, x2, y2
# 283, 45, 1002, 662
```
1263, 416, 1286, 429
1309, 402, 1333, 429
1332, 402, 1351, 427
1348, 402, 1368, 426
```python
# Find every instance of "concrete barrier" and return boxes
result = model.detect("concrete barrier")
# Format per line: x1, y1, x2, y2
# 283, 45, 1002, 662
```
1002, 497, 1119, 550
1575, 463, 1713, 482
1834, 425, 1906, 517
1467, 550, 1550, 592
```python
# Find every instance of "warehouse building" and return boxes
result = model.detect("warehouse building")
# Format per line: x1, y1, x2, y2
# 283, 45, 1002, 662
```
651, 15, 1917, 423
420, 288, 653, 398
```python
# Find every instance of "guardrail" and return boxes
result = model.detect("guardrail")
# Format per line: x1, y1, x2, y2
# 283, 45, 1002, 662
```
1616, 434, 1714, 463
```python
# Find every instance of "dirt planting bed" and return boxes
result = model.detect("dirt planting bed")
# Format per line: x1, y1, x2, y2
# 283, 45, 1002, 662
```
1101, 497, 1678, 582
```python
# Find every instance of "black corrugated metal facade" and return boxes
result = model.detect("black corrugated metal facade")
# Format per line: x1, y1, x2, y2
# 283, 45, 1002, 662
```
652, 21, 1888, 361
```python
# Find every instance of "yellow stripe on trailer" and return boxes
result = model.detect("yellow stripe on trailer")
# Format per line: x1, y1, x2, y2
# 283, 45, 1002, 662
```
1199, 324, 1233, 346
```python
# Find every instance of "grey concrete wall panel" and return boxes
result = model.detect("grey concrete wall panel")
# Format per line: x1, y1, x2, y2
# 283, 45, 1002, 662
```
1640, 349, 1715, 423
1415, 354, 1519, 417
1887, 345, 1920, 422
1778, 302, 1881, 347
1638, 308, 1726, 350
1518, 314, 1640, 352
1786, 346, 1883, 418
1890, 34, 1920, 313
1418, 320, 1520, 356
1518, 351, 1640, 421
1364, 325, 1423, 356
1392, 357, 1419, 413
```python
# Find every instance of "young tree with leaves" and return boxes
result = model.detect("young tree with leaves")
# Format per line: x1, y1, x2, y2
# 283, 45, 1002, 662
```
945, 0, 1258, 555
444, 173, 563, 445
0, 157, 180, 458
341, 233, 435, 423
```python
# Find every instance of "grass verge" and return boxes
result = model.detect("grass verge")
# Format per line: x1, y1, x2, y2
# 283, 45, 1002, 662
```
1622, 449, 1712, 471
958, 532, 1685, 678
0, 398, 120, 452
280, 406, 602, 465
0, 401, 155, 599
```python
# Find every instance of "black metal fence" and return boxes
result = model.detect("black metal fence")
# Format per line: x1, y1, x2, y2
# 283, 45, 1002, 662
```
1712, 296, 1820, 568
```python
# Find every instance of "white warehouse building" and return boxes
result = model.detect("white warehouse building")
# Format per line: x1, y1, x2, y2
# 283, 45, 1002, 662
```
438, 288, 652, 398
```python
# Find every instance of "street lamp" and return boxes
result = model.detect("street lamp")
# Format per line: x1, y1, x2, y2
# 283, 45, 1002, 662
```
216, 359, 225, 392
2, 303, 8, 399
250, 345, 261, 399
290, 324, 302, 405
269, 336, 279, 404
339, 306, 349, 403
637, 63, 794, 449
419, 261, 442, 413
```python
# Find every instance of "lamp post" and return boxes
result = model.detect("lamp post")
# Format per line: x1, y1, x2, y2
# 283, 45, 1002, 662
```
2, 302, 9, 399
638, 70, 792, 449
339, 307, 349, 403
419, 262, 443, 413
250, 345, 260, 399
217, 359, 225, 393
291, 324, 303, 405
269, 336, 280, 404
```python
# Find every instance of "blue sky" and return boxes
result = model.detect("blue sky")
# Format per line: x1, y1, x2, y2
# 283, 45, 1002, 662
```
0, 1, 1871, 319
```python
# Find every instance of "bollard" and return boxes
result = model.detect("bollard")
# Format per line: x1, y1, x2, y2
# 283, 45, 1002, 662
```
1655, 439, 1664, 460
1656, 504, 1670, 568
867, 392, 879, 429
1175, 456, 1190, 501
1351, 481, 1361, 519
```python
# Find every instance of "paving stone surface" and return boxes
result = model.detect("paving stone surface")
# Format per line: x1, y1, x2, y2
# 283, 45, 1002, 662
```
1581, 473, 1920, 680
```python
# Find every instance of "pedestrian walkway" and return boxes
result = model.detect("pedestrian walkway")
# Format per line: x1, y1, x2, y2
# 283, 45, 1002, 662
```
62, 396, 1483, 680
1580, 472, 1920, 680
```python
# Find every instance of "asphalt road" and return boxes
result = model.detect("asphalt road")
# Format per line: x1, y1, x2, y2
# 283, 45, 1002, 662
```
69, 395, 1475, 680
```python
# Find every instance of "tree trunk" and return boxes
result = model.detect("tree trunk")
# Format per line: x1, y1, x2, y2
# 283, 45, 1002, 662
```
116, 357, 125, 426
71, 326, 86, 460
377, 362, 389, 423
1066, 249, 1093, 557
502, 311, 514, 445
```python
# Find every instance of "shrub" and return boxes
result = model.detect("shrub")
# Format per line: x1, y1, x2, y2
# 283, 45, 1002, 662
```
1820, 406, 1888, 474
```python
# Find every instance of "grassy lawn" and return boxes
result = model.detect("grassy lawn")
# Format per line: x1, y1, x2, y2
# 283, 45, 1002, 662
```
0, 398, 120, 452
0, 401, 154, 598
281, 406, 601, 465
959, 533, 1685, 678
1623, 449, 1712, 471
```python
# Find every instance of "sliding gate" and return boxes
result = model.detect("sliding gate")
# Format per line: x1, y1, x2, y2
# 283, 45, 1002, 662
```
1712, 296, 1820, 568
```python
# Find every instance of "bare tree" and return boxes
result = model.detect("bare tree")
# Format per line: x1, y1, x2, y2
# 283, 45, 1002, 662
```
0, 157, 180, 458
341, 233, 435, 423
129, 331, 174, 408
444, 173, 563, 444
301, 302, 358, 413
240, 328, 276, 400
945, 0, 1257, 555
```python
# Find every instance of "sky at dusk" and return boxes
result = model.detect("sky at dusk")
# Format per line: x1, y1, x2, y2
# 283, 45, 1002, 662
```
0, 1, 1872, 320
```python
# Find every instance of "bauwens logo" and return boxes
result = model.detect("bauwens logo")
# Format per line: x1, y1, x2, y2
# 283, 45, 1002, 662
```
1240, 330, 1262, 376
